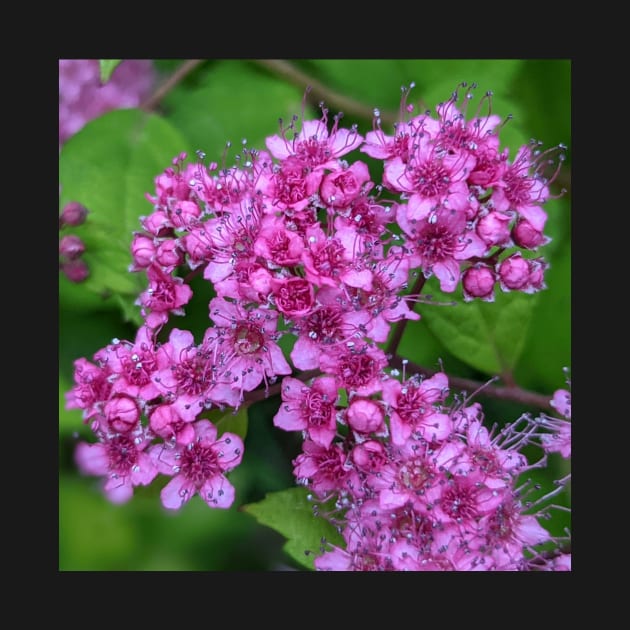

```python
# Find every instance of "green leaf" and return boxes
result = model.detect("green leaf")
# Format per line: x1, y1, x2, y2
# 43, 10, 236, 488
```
162, 59, 312, 160
99, 59, 122, 84
514, 241, 571, 392
242, 487, 344, 570
418, 278, 538, 378
211, 406, 249, 440
59, 474, 139, 570
59, 109, 193, 322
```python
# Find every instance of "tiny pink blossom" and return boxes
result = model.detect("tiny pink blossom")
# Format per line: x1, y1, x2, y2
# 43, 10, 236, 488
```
75, 425, 157, 504
137, 264, 193, 328
150, 419, 244, 510
319, 161, 372, 208
270, 276, 315, 318
273, 376, 339, 448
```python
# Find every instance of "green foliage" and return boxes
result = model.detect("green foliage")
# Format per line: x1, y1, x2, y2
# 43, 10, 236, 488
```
207, 406, 249, 440
242, 487, 344, 570
161, 59, 313, 160
416, 278, 539, 378
99, 59, 122, 84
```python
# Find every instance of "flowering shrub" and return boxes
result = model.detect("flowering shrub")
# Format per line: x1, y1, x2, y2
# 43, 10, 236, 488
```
59, 60, 571, 571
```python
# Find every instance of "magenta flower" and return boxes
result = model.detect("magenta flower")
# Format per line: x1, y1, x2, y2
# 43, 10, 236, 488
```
207, 297, 291, 394
101, 325, 160, 403
397, 204, 487, 292
66, 356, 114, 421
266, 113, 363, 170
253, 215, 305, 267
540, 388, 571, 458
150, 420, 244, 510
273, 376, 339, 448
270, 276, 314, 318
293, 439, 361, 499
381, 372, 451, 445
137, 264, 193, 328
75, 425, 157, 504
491, 144, 550, 231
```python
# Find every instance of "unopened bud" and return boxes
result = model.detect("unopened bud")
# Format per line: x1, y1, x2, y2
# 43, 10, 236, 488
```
59, 234, 86, 260
61, 258, 90, 283
59, 201, 88, 228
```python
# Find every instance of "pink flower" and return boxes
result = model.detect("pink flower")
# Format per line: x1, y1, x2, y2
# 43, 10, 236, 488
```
207, 297, 291, 395
150, 420, 244, 509
381, 372, 450, 445
397, 204, 487, 292
491, 144, 550, 231
102, 325, 161, 403
318, 342, 387, 397
75, 425, 157, 504
290, 287, 370, 370
319, 161, 372, 208
257, 156, 323, 211
270, 276, 314, 318
253, 216, 305, 267
66, 356, 114, 421
540, 388, 571, 458
273, 376, 339, 448
293, 439, 361, 499
266, 113, 364, 170
137, 264, 193, 328
152, 328, 219, 422
149, 403, 195, 446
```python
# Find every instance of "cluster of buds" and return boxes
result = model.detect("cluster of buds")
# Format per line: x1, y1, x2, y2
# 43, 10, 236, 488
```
59, 201, 89, 282
66, 83, 569, 569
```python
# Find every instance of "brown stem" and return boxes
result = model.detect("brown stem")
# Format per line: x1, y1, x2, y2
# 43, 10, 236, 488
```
389, 355, 553, 412
243, 369, 321, 405
385, 273, 426, 358
252, 59, 399, 126
141, 60, 205, 112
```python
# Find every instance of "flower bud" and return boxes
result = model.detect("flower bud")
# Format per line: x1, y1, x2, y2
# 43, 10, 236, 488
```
104, 395, 140, 433
59, 234, 86, 260
512, 218, 547, 249
497, 253, 530, 290
61, 258, 90, 282
462, 265, 496, 301
59, 201, 88, 228
476, 211, 511, 246
347, 398, 385, 434
130, 233, 156, 269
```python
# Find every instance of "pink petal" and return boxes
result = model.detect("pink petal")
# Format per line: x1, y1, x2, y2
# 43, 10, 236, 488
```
274, 405, 307, 432
130, 452, 158, 486
291, 336, 321, 370
75, 442, 110, 476
200, 475, 235, 509
161, 475, 196, 510
104, 478, 134, 504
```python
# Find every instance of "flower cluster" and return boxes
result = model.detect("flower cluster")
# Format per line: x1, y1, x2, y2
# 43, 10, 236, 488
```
59, 59, 155, 147
280, 369, 571, 571
66, 83, 569, 568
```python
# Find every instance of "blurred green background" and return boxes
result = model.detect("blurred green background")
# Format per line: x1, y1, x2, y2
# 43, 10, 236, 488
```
59, 59, 571, 570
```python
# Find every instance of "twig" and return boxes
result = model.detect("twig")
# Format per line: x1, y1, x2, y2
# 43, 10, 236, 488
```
243, 369, 321, 405
389, 355, 554, 411
141, 59, 205, 112
252, 59, 399, 126
385, 274, 426, 358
